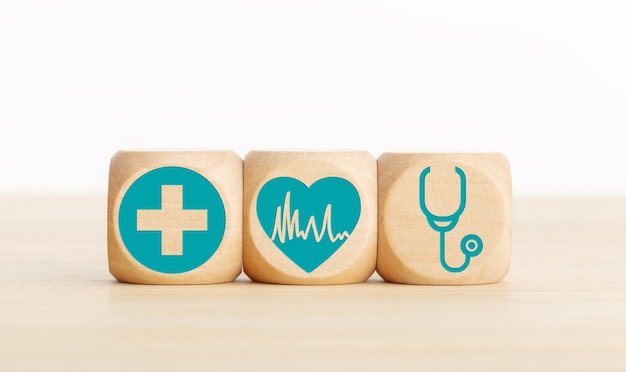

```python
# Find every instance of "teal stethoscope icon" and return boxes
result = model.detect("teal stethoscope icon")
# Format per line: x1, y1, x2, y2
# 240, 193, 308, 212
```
419, 166, 483, 273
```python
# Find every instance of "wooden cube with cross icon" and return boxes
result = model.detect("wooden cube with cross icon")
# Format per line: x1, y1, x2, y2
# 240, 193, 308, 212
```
107, 151, 242, 284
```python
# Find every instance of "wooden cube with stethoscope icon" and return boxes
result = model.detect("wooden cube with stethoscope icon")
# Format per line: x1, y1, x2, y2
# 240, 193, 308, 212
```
376, 153, 512, 285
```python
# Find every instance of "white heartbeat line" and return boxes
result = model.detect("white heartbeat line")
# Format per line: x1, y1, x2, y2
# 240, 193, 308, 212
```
270, 192, 350, 244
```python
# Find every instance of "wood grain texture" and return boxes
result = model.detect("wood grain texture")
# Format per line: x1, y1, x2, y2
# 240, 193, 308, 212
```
377, 153, 512, 284
107, 151, 242, 284
243, 151, 378, 284
1, 195, 625, 371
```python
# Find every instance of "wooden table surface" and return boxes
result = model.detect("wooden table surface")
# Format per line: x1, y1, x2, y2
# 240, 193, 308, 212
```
1, 195, 625, 371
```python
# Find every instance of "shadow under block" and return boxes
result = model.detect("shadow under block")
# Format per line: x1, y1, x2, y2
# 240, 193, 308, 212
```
107, 151, 242, 284
243, 151, 378, 284
377, 153, 512, 285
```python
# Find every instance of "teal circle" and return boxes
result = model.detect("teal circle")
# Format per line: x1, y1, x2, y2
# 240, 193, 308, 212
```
118, 166, 226, 274
460, 234, 483, 258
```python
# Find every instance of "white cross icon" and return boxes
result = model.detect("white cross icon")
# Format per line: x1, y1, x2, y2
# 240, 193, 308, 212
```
136, 185, 208, 256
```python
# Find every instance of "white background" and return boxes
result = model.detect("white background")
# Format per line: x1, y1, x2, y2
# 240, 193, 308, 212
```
1, 1, 624, 196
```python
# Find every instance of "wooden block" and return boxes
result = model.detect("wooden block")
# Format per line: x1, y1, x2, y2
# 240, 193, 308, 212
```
107, 151, 242, 284
377, 153, 512, 285
243, 151, 377, 284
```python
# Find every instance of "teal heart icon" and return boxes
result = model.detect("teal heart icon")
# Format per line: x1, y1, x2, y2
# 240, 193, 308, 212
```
256, 177, 361, 273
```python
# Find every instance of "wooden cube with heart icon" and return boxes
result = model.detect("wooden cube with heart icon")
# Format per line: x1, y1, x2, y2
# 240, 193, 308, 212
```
377, 153, 512, 285
243, 151, 377, 284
